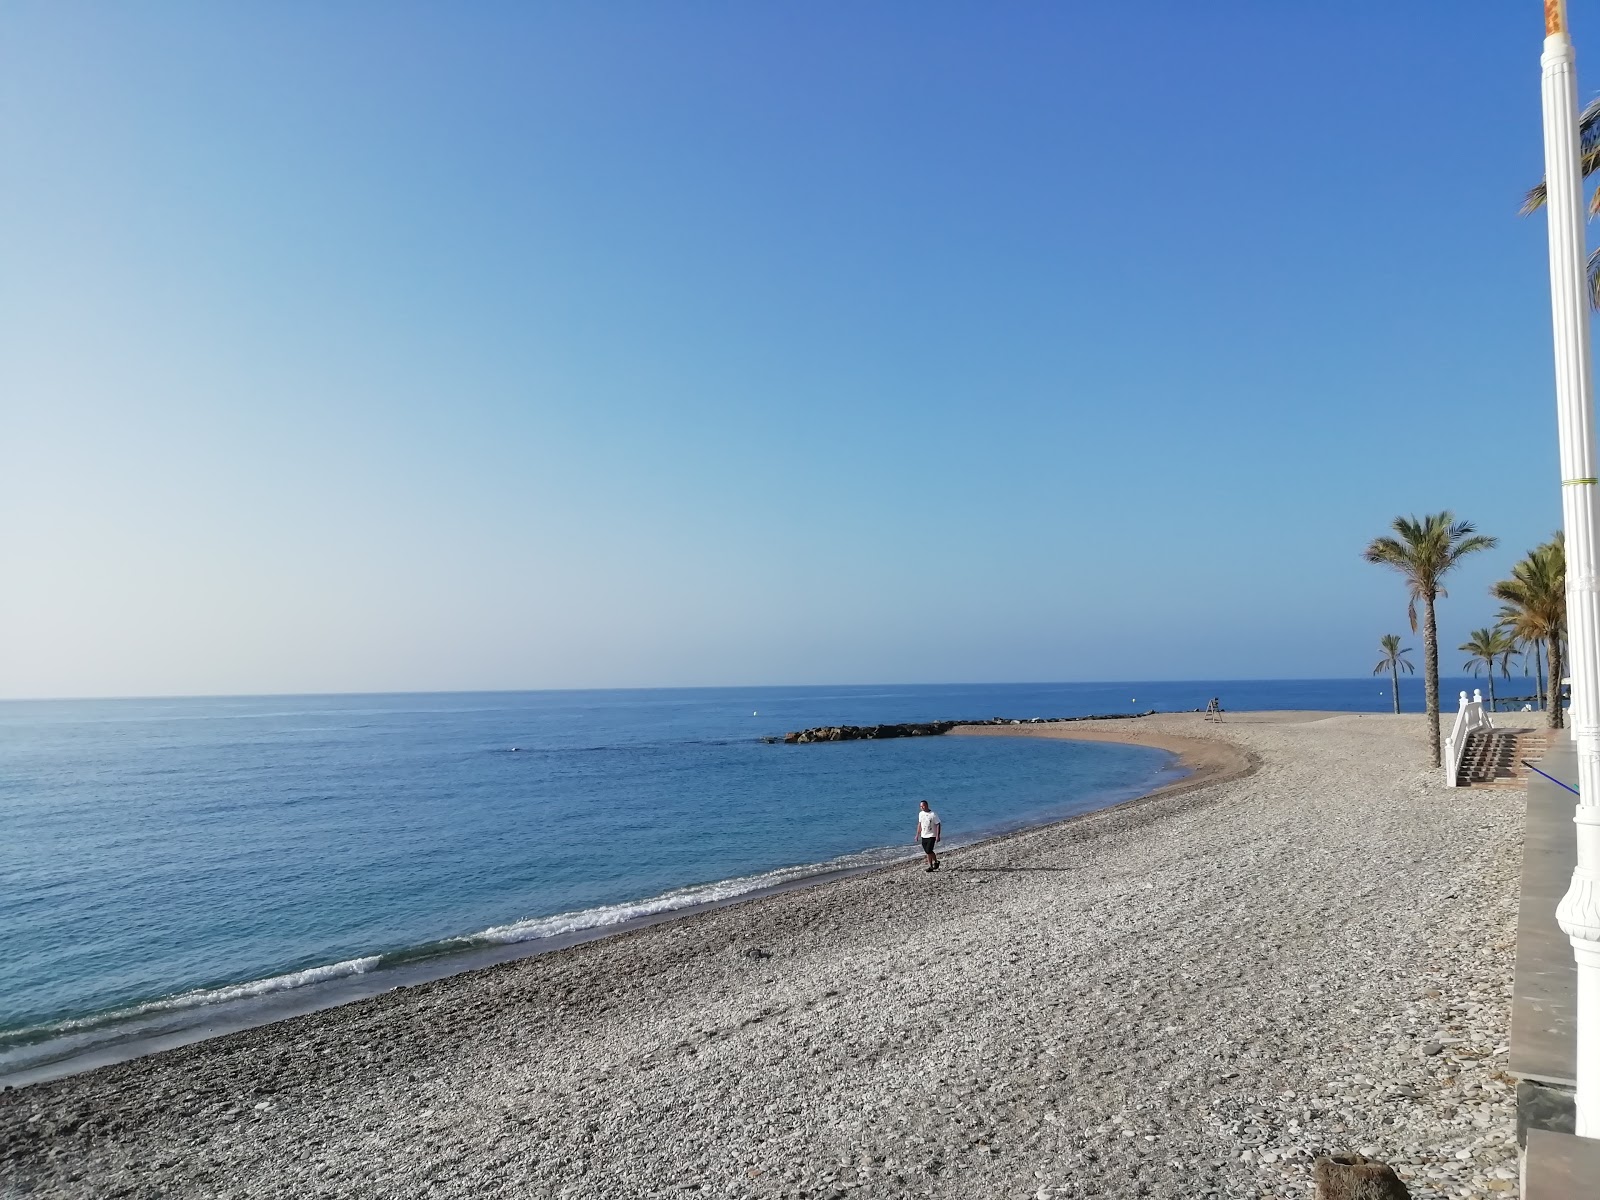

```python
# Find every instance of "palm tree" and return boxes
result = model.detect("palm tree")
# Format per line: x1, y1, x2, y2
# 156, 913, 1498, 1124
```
1371, 634, 1415, 715
1494, 535, 1568, 729
1523, 97, 1600, 308
1460, 626, 1516, 712
1498, 616, 1546, 711
1365, 513, 1498, 767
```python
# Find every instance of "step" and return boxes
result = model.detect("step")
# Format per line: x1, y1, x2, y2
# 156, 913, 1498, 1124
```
1457, 728, 1546, 787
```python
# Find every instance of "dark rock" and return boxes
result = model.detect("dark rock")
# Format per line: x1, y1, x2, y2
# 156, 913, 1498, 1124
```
776, 711, 1159, 744
783, 722, 958, 744
1312, 1154, 1410, 1200
1516, 1078, 1576, 1144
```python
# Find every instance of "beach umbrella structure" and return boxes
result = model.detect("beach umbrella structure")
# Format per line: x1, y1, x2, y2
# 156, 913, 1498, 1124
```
1537, 0, 1600, 1140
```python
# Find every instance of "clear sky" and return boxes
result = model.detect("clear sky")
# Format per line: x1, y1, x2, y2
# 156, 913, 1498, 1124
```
0, 2, 1585, 698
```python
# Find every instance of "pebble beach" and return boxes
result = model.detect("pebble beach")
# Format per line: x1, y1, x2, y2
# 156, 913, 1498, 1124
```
0, 712, 1523, 1199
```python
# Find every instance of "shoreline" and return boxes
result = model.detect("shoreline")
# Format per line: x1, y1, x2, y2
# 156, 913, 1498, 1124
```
1, 711, 1520, 1200
0, 721, 1215, 1090
948, 715, 1257, 804
3, 713, 1523, 1200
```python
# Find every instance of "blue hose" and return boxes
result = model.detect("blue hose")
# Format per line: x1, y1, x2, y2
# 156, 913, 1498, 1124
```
1522, 760, 1581, 796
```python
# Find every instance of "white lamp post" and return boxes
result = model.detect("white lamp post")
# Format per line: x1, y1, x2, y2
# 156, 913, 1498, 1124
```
1541, 0, 1600, 1139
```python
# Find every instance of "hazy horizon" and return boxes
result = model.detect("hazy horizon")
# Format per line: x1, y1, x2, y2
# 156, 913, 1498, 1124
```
0, 673, 1528, 706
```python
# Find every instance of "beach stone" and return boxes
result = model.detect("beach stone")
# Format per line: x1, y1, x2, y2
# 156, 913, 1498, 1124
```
1313, 1155, 1411, 1199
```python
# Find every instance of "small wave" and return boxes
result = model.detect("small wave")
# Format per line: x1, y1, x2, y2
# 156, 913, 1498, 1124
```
0, 956, 381, 1049
4, 843, 940, 1061
0, 854, 900, 1056
1, 855, 901, 1054
459, 846, 914, 947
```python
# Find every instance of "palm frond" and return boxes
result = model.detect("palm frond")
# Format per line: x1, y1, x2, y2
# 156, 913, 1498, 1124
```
1363, 537, 1409, 566
1523, 152, 1600, 213
1523, 96, 1600, 214
1446, 533, 1498, 566
1581, 94, 1600, 152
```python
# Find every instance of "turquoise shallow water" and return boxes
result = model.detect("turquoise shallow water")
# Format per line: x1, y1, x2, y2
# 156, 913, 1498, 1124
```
0, 678, 1477, 1076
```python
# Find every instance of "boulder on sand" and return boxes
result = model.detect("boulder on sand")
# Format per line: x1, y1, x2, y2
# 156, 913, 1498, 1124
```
1312, 1155, 1410, 1200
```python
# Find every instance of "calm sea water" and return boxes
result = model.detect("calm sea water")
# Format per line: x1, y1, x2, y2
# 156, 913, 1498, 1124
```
0, 678, 1489, 1078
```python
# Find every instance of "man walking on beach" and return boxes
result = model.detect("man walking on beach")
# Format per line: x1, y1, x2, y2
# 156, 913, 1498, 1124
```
915, 800, 941, 872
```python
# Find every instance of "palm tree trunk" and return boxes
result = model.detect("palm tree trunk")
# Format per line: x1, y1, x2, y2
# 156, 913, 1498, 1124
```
1488, 668, 1496, 711
1549, 636, 1565, 730
1390, 661, 1400, 714
1537, 640, 1547, 711
1423, 596, 1441, 768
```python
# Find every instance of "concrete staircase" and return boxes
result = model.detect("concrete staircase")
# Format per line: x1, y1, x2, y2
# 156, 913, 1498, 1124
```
1457, 726, 1553, 788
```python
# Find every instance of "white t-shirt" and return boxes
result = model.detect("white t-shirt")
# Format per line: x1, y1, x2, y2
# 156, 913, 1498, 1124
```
918, 809, 940, 838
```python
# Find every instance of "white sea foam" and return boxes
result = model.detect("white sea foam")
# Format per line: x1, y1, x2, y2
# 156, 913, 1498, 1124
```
3, 853, 910, 1055
464, 845, 916, 947
6, 851, 918, 1056
144, 956, 384, 1011
9, 845, 952, 1059
3, 956, 382, 1048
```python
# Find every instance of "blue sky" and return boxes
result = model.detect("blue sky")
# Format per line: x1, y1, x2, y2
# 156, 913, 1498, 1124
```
0, 2, 1583, 697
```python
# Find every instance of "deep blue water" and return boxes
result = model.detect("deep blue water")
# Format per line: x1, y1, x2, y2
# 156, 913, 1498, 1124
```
0, 678, 1496, 1077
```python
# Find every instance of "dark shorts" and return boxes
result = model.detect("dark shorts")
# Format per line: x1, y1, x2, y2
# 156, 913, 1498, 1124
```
921, 837, 937, 854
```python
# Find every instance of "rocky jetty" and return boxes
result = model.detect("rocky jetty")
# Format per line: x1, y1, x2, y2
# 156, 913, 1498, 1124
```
781, 721, 955, 744
775, 710, 1160, 744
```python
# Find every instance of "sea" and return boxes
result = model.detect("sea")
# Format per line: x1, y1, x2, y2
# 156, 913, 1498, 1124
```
0, 677, 1508, 1082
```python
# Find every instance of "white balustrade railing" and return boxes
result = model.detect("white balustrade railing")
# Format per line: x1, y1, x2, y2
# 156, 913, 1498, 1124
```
1443, 689, 1494, 788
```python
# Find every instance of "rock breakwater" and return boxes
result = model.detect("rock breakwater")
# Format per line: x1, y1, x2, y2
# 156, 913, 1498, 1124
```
775, 710, 1159, 744
781, 721, 955, 743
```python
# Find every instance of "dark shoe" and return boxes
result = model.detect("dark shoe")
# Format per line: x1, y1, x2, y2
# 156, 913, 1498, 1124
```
931, 860, 941, 871
925, 865, 935, 872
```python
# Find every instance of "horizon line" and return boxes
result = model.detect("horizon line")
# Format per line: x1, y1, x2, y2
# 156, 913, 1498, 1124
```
0, 676, 1494, 705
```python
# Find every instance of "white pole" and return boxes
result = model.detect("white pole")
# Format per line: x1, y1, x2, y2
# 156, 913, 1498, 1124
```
1542, 0, 1600, 1139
